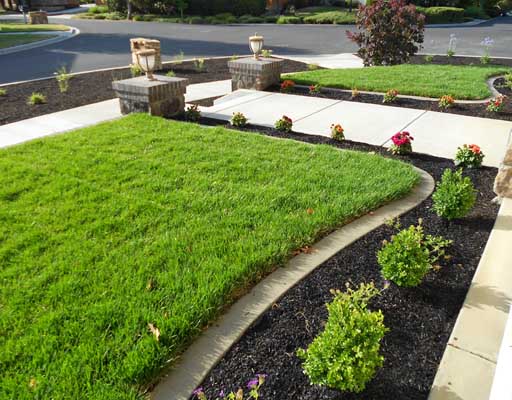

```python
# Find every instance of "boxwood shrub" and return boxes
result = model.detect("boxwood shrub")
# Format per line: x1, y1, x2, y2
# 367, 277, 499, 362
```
416, 6, 465, 23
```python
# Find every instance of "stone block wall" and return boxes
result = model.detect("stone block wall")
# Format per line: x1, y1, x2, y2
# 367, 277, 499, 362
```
494, 138, 512, 199
228, 57, 283, 91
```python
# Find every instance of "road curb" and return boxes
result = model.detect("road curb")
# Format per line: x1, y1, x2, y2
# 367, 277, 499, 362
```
0, 27, 80, 56
150, 166, 434, 400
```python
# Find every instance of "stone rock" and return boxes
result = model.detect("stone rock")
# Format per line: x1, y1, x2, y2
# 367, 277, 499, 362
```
29, 11, 48, 24
228, 57, 283, 91
494, 166, 512, 199
112, 75, 188, 118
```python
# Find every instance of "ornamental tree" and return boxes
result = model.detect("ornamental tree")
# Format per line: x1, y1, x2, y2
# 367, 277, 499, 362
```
347, 0, 425, 66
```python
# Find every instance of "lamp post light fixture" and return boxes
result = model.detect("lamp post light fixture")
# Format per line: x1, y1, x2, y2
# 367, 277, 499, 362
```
249, 33, 264, 60
136, 49, 157, 80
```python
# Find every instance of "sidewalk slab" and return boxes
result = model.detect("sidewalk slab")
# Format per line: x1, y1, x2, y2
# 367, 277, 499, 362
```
185, 79, 232, 103
490, 308, 512, 399
401, 111, 512, 167
430, 198, 512, 400
278, 53, 364, 69
202, 92, 339, 127
294, 101, 425, 144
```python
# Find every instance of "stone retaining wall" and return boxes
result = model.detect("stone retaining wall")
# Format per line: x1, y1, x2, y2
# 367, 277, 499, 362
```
494, 138, 512, 199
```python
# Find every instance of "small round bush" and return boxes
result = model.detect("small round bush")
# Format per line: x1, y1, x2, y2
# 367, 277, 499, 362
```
432, 169, 476, 220
230, 111, 248, 127
297, 283, 387, 393
27, 92, 46, 105
378, 220, 452, 287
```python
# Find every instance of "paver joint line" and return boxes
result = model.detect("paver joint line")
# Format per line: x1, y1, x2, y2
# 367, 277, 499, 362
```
448, 343, 498, 365
382, 110, 429, 147
150, 168, 434, 400
293, 99, 344, 123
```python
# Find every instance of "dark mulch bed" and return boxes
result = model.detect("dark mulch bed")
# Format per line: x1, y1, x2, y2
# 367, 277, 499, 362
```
410, 54, 512, 67
0, 57, 309, 126
269, 84, 512, 121
494, 77, 512, 97
190, 119, 499, 400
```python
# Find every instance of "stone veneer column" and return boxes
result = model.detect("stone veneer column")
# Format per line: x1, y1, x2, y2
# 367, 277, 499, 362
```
29, 11, 49, 24
494, 140, 512, 199
130, 38, 163, 71
112, 75, 188, 118
228, 57, 283, 91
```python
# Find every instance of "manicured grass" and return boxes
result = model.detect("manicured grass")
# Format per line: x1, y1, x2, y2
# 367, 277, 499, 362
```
0, 20, 69, 32
0, 115, 419, 399
284, 64, 512, 100
0, 33, 56, 49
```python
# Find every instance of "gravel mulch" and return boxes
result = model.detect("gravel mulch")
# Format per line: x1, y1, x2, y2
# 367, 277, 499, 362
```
0, 57, 309, 126
187, 120, 499, 400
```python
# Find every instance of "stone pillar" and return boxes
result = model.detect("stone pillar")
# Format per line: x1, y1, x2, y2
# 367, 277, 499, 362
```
130, 38, 162, 71
112, 75, 188, 118
494, 141, 512, 199
228, 57, 283, 91
29, 11, 49, 24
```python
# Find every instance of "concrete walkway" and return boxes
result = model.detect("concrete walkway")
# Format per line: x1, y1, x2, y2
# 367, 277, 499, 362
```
430, 197, 512, 400
200, 90, 512, 167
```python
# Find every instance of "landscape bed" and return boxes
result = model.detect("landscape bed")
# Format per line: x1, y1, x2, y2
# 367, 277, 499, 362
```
0, 114, 419, 399
0, 57, 309, 126
278, 57, 512, 121
0, 33, 57, 49
187, 118, 500, 400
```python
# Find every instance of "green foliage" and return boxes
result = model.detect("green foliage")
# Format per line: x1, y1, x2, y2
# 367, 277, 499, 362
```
277, 15, 303, 23
432, 169, 477, 220
424, 54, 434, 63
308, 63, 320, 70
302, 10, 356, 24
504, 72, 512, 89
464, 6, 489, 19
416, 6, 465, 23
194, 58, 205, 71
27, 92, 46, 105
454, 144, 485, 168
0, 88, 6, 96
275, 115, 293, 132
230, 111, 248, 127
55, 66, 71, 93
185, 104, 201, 121
297, 283, 388, 393
130, 63, 142, 77
378, 220, 452, 287
348, 0, 425, 66
0, 114, 419, 399
186, 0, 265, 16
89, 5, 108, 13
166, 70, 176, 77
283, 64, 512, 100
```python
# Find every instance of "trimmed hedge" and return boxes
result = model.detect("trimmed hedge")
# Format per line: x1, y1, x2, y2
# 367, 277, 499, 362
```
416, 6, 465, 23
302, 10, 356, 24
187, 0, 266, 16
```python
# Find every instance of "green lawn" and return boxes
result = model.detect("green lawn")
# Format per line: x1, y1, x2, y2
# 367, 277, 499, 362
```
0, 20, 69, 32
285, 64, 512, 100
0, 33, 57, 49
0, 115, 419, 399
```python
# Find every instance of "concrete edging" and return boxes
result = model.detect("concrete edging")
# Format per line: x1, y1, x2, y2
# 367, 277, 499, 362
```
150, 167, 435, 400
0, 27, 79, 56
429, 196, 512, 400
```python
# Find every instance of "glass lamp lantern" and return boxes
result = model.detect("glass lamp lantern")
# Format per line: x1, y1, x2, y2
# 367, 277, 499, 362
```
249, 33, 264, 60
136, 49, 157, 80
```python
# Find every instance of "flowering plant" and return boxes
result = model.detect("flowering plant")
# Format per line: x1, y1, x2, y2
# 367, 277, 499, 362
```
185, 104, 201, 122
438, 95, 455, 110
280, 80, 295, 93
193, 374, 266, 400
331, 124, 345, 141
383, 89, 398, 103
455, 144, 485, 168
309, 84, 321, 95
389, 131, 413, 155
486, 95, 506, 113
275, 115, 293, 132
480, 37, 494, 64
230, 111, 248, 127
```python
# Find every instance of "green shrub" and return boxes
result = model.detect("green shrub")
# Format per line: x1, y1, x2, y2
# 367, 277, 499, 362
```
130, 63, 142, 77
0, 88, 6, 97
166, 70, 176, 77
238, 14, 264, 23
416, 6, 465, 24
27, 92, 46, 105
187, 0, 265, 16
93, 14, 106, 19
55, 66, 71, 93
188, 16, 205, 24
230, 111, 248, 127
378, 220, 452, 287
89, 5, 108, 13
297, 283, 387, 393
185, 104, 201, 122
302, 10, 356, 24
264, 15, 279, 23
277, 15, 303, 24
432, 169, 476, 220
464, 6, 489, 19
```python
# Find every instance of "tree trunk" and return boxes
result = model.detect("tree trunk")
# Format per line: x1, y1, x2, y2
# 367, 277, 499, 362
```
127, 0, 132, 20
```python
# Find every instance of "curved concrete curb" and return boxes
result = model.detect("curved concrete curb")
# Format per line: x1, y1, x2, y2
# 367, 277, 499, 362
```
0, 27, 79, 56
150, 167, 435, 400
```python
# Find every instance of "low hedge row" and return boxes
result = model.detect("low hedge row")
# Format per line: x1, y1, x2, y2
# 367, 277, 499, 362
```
416, 6, 466, 23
